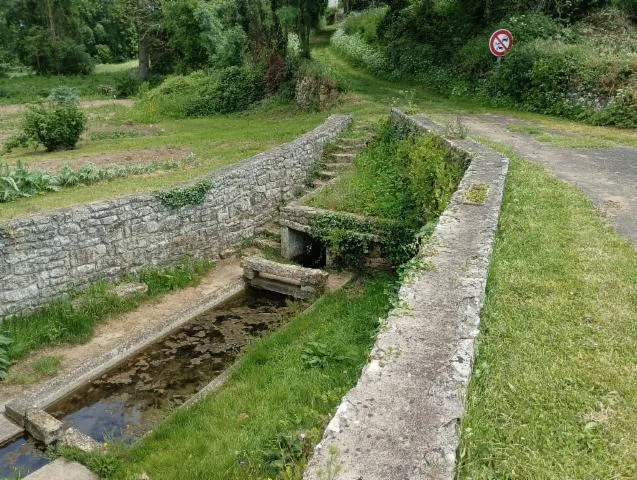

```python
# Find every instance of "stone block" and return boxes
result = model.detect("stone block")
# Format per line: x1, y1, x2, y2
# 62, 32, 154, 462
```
25, 408, 63, 445
59, 427, 100, 453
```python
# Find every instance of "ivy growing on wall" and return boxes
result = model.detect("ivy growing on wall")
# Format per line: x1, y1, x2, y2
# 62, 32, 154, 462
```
154, 180, 214, 209
310, 212, 418, 268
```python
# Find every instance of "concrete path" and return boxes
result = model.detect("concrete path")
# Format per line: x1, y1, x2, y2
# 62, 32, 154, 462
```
450, 114, 637, 247
24, 459, 97, 480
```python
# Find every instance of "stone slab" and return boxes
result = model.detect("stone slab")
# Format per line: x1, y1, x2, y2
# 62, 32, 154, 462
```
0, 413, 24, 445
24, 408, 63, 445
304, 110, 509, 480
24, 459, 97, 480
59, 427, 101, 453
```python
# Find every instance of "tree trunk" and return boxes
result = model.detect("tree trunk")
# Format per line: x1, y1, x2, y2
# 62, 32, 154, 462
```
138, 38, 150, 80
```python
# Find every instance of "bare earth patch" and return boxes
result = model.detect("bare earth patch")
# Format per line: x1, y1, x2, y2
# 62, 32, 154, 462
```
0, 259, 243, 406
21, 147, 192, 172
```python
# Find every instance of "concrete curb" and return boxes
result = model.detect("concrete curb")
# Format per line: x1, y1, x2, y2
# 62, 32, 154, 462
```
303, 110, 509, 480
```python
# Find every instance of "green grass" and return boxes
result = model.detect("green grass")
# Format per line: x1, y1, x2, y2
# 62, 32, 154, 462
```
5, 355, 63, 385
508, 124, 545, 135
507, 124, 615, 148
90, 274, 394, 480
534, 133, 615, 149
0, 62, 138, 105
457, 145, 637, 479
1, 259, 213, 367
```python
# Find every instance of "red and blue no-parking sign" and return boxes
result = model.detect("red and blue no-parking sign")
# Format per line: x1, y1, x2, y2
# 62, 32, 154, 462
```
489, 29, 513, 57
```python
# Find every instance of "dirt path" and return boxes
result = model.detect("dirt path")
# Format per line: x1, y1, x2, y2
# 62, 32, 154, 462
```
0, 259, 243, 405
0, 98, 134, 114
447, 114, 637, 247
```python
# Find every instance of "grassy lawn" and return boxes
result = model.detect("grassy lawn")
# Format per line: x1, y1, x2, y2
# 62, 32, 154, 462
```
92, 274, 394, 479
0, 61, 137, 105
457, 146, 637, 479
0, 102, 329, 219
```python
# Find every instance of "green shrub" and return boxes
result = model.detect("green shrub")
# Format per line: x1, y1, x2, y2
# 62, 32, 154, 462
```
114, 71, 142, 98
397, 133, 468, 218
21, 32, 94, 75
95, 44, 113, 64
22, 102, 87, 151
331, 28, 390, 75
154, 180, 214, 208
183, 66, 265, 116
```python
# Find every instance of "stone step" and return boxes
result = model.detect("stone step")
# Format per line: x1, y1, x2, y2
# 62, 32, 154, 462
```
331, 152, 356, 161
253, 238, 281, 251
319, 170, 337, 180
339, 138, 368, 147
312, 179, 327, 188
255, 223, 281, 238
324, 162, 351, 170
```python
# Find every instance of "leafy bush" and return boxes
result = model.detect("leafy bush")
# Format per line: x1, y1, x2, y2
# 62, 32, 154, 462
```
22, 102, 87, 151
95, 44, 113, 64
396, 133, 468, 218
183, 66, 265, 116
20, 32, 94, 75
154, 180, 214, 208
114, 72, 142, 98
294, 61, 342, 111
48, 86, 81, 105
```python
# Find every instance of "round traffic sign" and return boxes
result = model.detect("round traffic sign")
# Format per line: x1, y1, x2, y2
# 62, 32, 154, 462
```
489, 29, 513, 57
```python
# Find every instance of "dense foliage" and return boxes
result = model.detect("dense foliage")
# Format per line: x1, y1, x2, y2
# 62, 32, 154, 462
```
334, 2, 637, 127
309, 119, 467, 267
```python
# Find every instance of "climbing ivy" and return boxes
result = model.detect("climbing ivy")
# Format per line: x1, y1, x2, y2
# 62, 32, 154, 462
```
154, 180, 214, 209
310, 212, 418, 268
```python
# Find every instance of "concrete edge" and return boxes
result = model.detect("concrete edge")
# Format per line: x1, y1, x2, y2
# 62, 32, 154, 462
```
303, 110, 509, 479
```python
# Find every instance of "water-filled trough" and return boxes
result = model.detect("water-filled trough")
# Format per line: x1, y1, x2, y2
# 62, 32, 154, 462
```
0, 287, 303, 478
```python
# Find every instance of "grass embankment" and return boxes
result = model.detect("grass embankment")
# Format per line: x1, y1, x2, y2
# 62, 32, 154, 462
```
457, 147, 637, 479
1, 259, 213, 374
73, 274, 394, 479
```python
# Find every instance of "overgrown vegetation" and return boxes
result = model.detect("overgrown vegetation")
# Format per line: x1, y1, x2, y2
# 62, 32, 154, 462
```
0, 259, 214, 372
153, 179, 214, 209
80, 273, 395, 479
332, 3, 637, 127
457, 147, 637, 479
307, 119, 466, 267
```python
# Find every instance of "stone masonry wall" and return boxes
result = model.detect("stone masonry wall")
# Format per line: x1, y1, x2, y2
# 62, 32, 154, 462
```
0, 115, 352, 319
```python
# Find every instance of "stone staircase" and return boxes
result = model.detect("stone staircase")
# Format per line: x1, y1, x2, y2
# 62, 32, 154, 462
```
249, 123, 375, 257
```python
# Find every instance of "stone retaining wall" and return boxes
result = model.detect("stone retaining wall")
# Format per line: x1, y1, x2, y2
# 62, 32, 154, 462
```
0, 115, 352, 319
